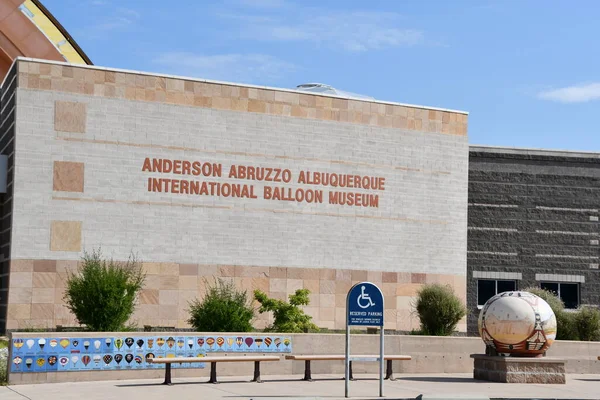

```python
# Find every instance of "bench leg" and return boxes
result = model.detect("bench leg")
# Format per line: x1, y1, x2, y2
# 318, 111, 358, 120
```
385, 359, 396, 381
252, 361, 262, 383
163, 363, 172, 385
349, 361, 355, 381
209, 362, 218, 384
303, 360, 313, 381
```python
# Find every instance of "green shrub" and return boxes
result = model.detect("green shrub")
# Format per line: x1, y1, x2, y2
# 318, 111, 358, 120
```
413, 284, 466, 336
254, 289, 319, 333
188, 278, 255, 332
556, 310, 579, 341
63, 249, 145, 332
574, 306, 600, 341
0, 339, 7, 385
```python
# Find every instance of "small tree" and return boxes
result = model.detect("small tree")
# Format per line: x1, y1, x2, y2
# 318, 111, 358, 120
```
63, 249, 145, 331
254, 289, 318, 333
413, 284, 466, 336
188, 278, 255, 332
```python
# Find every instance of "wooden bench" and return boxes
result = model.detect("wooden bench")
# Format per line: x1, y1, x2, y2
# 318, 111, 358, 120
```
148, 355, 281, 385
285, 354, 411, 381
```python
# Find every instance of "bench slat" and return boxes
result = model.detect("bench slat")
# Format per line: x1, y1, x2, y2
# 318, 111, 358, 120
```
285, 355, 411, 361
149, 356, 280, 364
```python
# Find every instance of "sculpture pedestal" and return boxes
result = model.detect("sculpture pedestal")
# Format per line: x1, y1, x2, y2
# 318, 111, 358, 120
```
470, 354, 565, 384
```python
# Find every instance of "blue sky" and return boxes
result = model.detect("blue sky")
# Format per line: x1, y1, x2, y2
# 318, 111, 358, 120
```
46, 0, 600, 151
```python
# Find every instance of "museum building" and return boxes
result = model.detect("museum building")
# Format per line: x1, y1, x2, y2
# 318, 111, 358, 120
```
0, 0, 598, 335
0, 55, 470, 333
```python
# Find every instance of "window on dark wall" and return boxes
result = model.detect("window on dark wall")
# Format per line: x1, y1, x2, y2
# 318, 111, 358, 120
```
477, 279, 517, 306
540, 282, 579, 309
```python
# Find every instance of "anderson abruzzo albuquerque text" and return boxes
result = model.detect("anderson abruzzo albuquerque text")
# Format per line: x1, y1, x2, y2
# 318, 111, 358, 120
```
142, 158, 384, 208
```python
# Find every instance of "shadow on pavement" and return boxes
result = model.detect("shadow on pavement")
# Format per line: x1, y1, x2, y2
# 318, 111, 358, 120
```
114, 377, 347, 387
398, 376, 483, 383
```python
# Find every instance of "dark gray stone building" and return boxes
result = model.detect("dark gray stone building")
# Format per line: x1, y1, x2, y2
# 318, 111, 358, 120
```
467, 146, 600, 334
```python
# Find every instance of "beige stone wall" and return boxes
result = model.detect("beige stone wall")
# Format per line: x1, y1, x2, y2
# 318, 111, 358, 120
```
6, 58, 469, 332
6, 259, 466, 331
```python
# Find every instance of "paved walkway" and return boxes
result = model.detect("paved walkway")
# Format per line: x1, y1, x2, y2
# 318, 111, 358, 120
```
1, 373, 599, 399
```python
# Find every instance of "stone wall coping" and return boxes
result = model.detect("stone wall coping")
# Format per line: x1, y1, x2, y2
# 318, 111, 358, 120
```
470, 144, 600, 159
470, 354, 567, 363
8, 332, 483, 339
9, 56, 469, 115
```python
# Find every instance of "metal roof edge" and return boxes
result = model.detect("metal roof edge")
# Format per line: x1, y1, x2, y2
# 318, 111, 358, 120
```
469, 144, 600, 158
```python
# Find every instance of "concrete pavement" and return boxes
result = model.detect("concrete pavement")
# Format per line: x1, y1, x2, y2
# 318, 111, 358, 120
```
1, 373, 599, 399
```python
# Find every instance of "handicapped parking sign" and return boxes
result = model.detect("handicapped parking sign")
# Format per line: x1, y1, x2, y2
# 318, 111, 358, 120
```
346, 282, 384, 327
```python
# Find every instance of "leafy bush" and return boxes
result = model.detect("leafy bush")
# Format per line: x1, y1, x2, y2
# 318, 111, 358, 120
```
413, 284, 466, 336
574, 306, 600, 341
0, 339, 7, 385
188, 278, 255, 332
63, 249, 145, 332
254, 289, 319, 333
556, 310, 579, 341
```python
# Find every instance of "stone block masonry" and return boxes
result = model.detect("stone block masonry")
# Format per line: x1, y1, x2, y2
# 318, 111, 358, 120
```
467, 147, 600, 333
2, 58, 469, 332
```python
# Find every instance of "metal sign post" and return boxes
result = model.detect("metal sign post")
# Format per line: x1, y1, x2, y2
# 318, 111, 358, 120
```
345, 281, 384, 398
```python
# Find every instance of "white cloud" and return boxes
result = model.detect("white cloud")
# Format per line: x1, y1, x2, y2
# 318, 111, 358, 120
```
222, 10, 424, 52
86, 7, 140, 35
236, 0, 287, 8
152, 52, 296, 84
538, 83, 600, 103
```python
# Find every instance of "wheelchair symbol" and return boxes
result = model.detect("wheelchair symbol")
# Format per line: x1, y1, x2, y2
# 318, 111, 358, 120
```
357, 285, 375, 309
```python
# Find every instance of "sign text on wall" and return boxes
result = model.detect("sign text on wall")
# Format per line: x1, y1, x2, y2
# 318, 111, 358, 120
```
142, 158, 384, 208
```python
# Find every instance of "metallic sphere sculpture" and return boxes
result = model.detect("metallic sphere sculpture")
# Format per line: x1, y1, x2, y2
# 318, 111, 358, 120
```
478, 291, 557, 356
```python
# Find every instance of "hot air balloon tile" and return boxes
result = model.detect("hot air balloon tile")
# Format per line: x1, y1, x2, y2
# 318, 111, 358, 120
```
175, 337, 186, 355
23, 357, 34, 371
235, 336, 244, 350
133, 354, 144, 369
135, 338, 145, 351
185, 337, 196, 351
124, 337, 135, 349
33, 356, 47, 372
114, 338, 124, 351
144, 352, 158, 369
37, 338, 47, 352
104, 337, 114, 352
79, 354, 92, 370
11, 356, 23, 372
215, 337, 225, 352
205, 337, 216, 351
46, 355, 59, 371
145, 337, 155, 351
12, 339, 24, 354
90, 354, 103, 371
69, 337, 83, 353
58, 355, 70, 371
25, 339, 35, 351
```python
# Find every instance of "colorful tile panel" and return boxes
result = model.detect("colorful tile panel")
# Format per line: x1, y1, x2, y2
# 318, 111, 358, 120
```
10, 335, 292, 373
